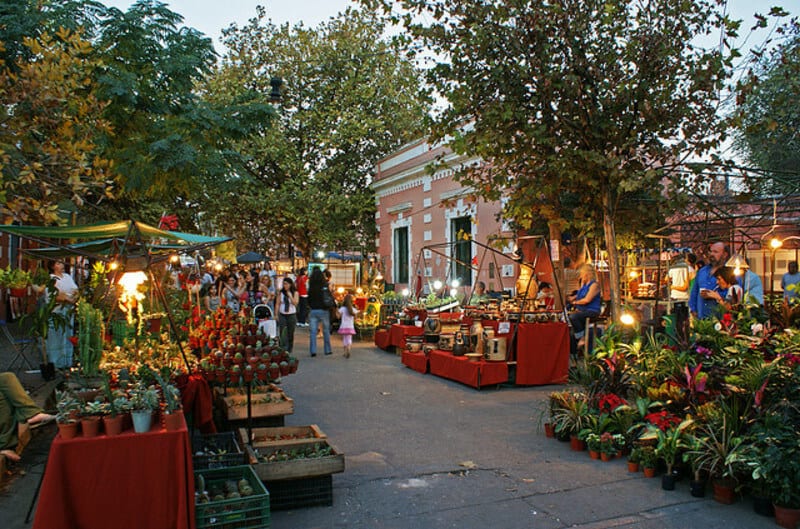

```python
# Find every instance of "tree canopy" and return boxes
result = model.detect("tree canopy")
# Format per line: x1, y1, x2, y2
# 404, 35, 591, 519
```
203, 6, 430, 257
365, 0, 738, 316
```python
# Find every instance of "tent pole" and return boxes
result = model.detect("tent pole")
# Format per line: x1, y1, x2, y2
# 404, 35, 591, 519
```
149, 268, 192, 371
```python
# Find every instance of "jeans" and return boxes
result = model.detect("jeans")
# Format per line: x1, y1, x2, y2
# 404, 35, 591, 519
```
569, 309, 600, 339
308, 308, 331, 355
278, 313, 297, 353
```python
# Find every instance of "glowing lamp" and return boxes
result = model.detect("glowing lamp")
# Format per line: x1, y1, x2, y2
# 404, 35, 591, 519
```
449, 288, 458, 297
337, 286, 345, 294
770, 238, 783, 250
620, 312, 636, 326
401, 288, 410, 297
433, 280, 443, 290
450, 279, 460, 288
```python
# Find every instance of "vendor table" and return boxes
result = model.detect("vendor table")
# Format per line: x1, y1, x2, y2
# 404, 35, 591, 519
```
33, 420, 195, 529
429, 349, 508, 389
515, 322, 570, 385
375, 323, 425, 352
374, 328, 391, 350
401, 350, 428, 374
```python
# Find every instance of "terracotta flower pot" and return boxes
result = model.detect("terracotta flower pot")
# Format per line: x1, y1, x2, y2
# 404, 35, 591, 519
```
10, 287, 28, 297
103, 415, 124, 436
712, 479, 736, 505
774, 504, 800, 529
627, 461, 639, 473
589, 450, 600, 460
544, 422, 555, 438
569, 435, 586, 451
58, 421, 79, 440
163, 409, 185, 432
643, 467, 657, 478
600, 451, 613, 462
80, 417, 101, 438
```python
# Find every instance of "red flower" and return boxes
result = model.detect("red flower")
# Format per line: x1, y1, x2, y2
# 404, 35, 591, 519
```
645, 410, 681, 432
68, 336, 79, 346
597, 393, 628, 413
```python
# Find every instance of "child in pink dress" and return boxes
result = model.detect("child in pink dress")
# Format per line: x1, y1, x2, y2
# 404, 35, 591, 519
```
337, 294, 358, 358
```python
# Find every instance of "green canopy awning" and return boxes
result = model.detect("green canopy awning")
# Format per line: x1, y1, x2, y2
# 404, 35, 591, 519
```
0, 220, 232, 263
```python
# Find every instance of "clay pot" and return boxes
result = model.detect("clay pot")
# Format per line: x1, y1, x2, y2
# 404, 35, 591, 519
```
774, 504, 800, 529
103, 415, 124, 436
627, 461, 640, 473
712, 479, 737, 505
569, 435, 586, 451
600, 451, 613, 462
589, 450, 600, 460
58, 421, 79, 440
643, 467, 657, 478
543, 422, 555, 438
80, 417, 101, 438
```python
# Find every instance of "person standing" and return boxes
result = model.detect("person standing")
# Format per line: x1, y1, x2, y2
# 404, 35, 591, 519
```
781, 261, 800, 305
221, 276, 241, 313
707, 267, 743, 312
307, 267, 332, 357
296, 268, 309, 327
742, 259, 764, 306
276, 277, 299, 354
667, 254, 690, 304
337, 294, 358, 358
689, 242, 729, 319
46, 260, 79, 369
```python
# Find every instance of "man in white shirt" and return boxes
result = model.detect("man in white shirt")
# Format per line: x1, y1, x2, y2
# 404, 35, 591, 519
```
667, 256, 690, 302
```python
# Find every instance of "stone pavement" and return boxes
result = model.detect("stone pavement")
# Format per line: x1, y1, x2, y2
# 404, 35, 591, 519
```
0, 327, 774, 529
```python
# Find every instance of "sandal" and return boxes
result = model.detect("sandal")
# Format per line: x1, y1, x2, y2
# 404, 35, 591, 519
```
1, 449, 21, 462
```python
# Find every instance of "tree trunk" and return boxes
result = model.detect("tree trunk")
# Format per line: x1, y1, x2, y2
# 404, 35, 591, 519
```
548, 221, 566, 310
601, 188, 621, 322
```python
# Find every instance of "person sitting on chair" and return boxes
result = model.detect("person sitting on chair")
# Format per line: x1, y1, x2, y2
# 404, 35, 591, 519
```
568, 264, 602, 348
1, 372, 55, 462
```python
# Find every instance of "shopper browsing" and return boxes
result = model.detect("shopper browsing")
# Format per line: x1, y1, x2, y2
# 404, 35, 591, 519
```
337, 294, 358, 359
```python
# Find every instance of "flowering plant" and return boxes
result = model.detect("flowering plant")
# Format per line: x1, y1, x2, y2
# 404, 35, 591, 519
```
644, 410, 682, 432
596, 393, 628, 414
598, 432, 624, 455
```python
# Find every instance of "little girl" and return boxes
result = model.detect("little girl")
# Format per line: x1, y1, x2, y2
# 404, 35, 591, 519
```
337, 294, 358, 358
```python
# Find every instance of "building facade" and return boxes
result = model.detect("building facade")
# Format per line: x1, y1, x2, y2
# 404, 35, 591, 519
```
371, 138, 521, 297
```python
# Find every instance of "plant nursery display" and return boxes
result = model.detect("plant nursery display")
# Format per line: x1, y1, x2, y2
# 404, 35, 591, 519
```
543, 302, 800, 526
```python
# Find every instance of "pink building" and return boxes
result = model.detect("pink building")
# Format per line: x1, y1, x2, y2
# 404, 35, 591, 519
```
372, 139, 520, 297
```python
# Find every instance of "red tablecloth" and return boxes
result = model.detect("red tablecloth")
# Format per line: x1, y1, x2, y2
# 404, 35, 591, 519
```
33, 421, 195, 529
401, 350, 429, 374
374, 329, 391, 350
429, 349, 508, 389
515, 322, 569, 385
388, 324, 425, 350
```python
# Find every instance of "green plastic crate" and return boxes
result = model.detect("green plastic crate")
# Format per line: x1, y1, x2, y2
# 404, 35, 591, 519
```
192, 432, 245, 469
195, 465, 270, 529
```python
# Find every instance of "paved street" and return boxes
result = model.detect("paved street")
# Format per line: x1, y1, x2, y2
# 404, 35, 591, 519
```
1, 329, 773, 529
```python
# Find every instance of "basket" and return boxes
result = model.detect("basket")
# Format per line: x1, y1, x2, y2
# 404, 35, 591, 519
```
195, 465, 270, 529
192, 432, 244, 469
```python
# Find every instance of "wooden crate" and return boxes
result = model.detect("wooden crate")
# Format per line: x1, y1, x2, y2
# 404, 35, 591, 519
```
245, 440, 345, 481
219, 391, 294, 421
237, 425, 327, 448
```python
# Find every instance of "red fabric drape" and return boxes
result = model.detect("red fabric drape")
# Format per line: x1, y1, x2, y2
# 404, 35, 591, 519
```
401, 350, 428, 374
177, 373, 216, 434
515, 322, 569, 385
429, 350, 508, 388
33, 424, 195, 529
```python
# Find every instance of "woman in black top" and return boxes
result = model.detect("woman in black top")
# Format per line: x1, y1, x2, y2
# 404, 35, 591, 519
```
307, 266, 332, 356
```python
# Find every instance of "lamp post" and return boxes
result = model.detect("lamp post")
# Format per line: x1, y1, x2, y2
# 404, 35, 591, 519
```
770, 237, 782, 299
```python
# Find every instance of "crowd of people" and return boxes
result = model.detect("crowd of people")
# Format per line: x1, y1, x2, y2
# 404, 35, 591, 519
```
194, 263, 359, 359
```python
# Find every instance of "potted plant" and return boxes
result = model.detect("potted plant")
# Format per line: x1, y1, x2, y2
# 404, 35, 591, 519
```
55, 390, 81, 439
598, 432, 619, 462
19, 279, 68, 381
129, 382, 159, 433
627, 447, 641, 473
1, 265, 31, 296
749, 423, 800, 528
551, 393, 590, 450
682, 434, 707, 498
648, 419, 693, 490
101, 376, 130, 436
75, 301, 105, 383
154, 371, 184, 431
684, 418, 743, 504
585, 433, 602, 459
79, 400, 106, 438
639, 445, 658, 478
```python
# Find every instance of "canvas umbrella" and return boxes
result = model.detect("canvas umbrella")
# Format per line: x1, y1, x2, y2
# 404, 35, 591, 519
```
237, 251, 267, 264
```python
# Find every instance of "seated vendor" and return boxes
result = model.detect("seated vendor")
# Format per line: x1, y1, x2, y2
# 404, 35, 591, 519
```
1, 372, 55, 462
468, 281, 490, 305
537, 282, 555, 310
567, 264, 602, 345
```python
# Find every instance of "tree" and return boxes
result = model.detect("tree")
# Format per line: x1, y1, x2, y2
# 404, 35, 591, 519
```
734, 15, 800, 195
0, 30, 113, 224
366, 0, 736, 318
204, 6, 430, 257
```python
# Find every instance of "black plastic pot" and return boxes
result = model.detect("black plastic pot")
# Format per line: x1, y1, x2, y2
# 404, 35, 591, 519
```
662, 474, 676, 491
40, 362, 56, 381
752, 495, 775, 517
689, 480, 706, 498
